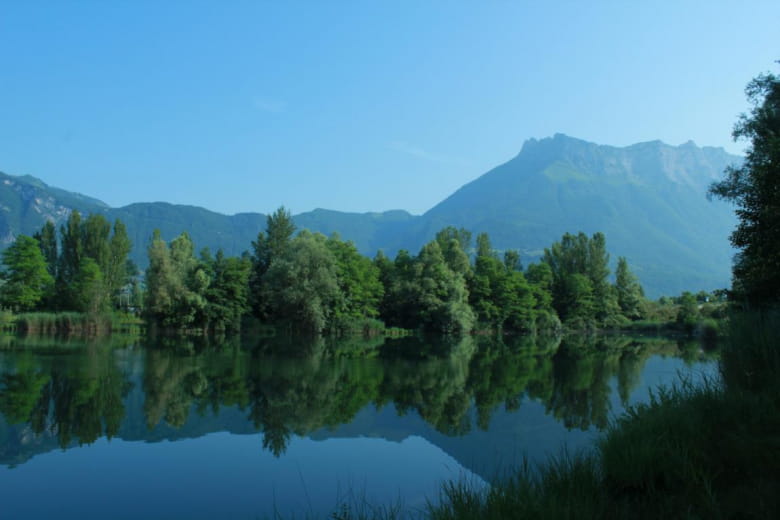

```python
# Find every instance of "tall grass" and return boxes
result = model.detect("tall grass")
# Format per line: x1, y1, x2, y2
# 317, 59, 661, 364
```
422, 307, 780, 520
14, 311, 143, 336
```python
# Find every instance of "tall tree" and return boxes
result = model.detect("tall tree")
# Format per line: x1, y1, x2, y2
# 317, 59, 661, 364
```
503, 250, 522, 272
326, 234, 383, 322
435, 227, 472, 276
470, 234, 535, 332
203, 249, 252, 332
709, 69, 780, 306
33, 220, 58, 279
0, 235, 54, 311
262, 231, 341, 333
412, 240, 475, 335
615, 256, 643, 319
106, 220, 133, 305
542, 231, 617, 325
250, 206, 297, 318
72, 258, 107, 314
144, 231, 208, 329
82, 214, 111, 273
57, 210, 83, 309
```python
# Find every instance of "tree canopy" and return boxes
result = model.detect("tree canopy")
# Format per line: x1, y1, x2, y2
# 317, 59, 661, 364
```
709, 69, 780, 306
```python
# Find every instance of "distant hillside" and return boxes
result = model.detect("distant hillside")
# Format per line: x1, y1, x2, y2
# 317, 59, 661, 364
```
406, 134, 739, 296
0, 135, 739, 296
0, 172, 414, 267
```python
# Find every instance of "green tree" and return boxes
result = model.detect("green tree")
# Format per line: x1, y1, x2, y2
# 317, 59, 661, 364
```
412, 240, 475, 334
326, 234, 383, 323
377, 249, 419, 328
615, 256, 643, 319
106, 220, 132, 306
82, 214, 111, 273
262, 231, 341, 333
72, 257, 107, 314
57, 210, 83, 309
0, 235, 54, 311
33, 220, 58, 278
543, 231, 617, 325
503, 249, 522, 272
435, 226, 472, 276
466, 233, 537, 332
709, 69, 780, 306
203, 249, 252, 332
249, 206, 297, 318
676, 291, 699, 332
144, 231, 208, 329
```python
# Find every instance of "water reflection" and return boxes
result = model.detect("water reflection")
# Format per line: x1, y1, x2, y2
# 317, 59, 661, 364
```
0, 332, 715, 465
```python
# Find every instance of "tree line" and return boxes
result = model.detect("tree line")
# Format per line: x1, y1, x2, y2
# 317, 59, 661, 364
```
2, 206, 655, 334
0, 211, 135, 314
145, 207, 648, 334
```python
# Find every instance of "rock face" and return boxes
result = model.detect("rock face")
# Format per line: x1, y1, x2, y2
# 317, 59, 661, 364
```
0, 135, 739, 296
413, 134, 739, 296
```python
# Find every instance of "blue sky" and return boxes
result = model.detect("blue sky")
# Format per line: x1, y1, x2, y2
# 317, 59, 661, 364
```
1, 1, 778, 215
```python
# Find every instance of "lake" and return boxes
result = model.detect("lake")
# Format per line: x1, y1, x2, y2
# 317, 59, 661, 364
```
0, 333, 716, 519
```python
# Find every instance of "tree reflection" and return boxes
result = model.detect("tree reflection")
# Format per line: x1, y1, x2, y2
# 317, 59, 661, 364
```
0, 345, 131, 448
0, 332, 713, 461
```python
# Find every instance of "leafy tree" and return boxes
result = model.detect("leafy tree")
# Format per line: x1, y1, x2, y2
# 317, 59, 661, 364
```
503, 249, 522, 272
82, 214, 111, 273
586, 232, 618, 322
469, 232, 534, 331
615, 256, 643, 319
526, 262, 554, 312
709, 69, 780, 306
144, 231, 208, 329
203, 249, 252, 332
326, 234, 383, 323
435, 227, 472, 276
543, 231, 618, 325
262, 231, 341, 333
0, 235, 54, 311
411, 240, 475, 334
377, 249, 419, 328
525, 262, 560, 331
106, 220, 132, 305
56, 210, 83, 309
33, 220, 58, 278
676, 291, 699, 332
250, 206, 297, 318
72, 257, 107, 314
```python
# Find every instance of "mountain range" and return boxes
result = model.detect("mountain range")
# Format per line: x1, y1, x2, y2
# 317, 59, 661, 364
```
0, 134, 739, 297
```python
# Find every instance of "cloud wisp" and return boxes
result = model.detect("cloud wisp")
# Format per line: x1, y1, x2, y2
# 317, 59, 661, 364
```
387, 141, 465, 165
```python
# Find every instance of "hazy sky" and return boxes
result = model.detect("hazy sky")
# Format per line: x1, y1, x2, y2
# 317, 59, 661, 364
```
1, 1, 778, 215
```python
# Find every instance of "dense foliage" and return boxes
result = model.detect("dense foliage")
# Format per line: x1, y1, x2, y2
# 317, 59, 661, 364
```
144, 231, 250, 332
1, 206, 722, 335
0, 211, 133, 313
709, 69, 780, 306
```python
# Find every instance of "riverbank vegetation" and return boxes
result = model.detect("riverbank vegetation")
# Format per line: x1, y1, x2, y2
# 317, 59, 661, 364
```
420, 310, 779, 520
412, 65, 780, 520
0, 181, 728, 337
0, 209, 721, 337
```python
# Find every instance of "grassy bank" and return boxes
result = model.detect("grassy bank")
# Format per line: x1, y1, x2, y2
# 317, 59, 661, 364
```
11, 311, 143, 336
422, 309, 780, 520
320, 310, 778, 520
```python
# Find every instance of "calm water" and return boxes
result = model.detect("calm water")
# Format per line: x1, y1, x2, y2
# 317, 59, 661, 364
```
0, 333, 716, 519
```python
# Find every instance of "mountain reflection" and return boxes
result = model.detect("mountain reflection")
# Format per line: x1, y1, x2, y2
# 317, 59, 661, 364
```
0, 333, 714, 465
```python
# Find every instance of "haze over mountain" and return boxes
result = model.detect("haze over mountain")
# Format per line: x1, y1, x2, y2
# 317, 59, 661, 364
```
0, 134, 738, 297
